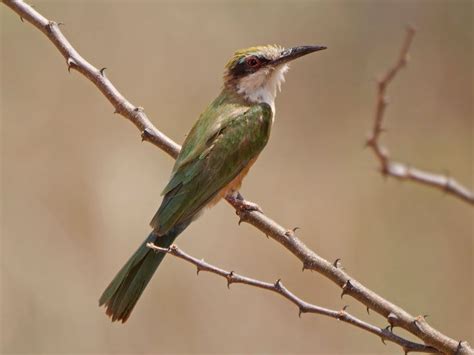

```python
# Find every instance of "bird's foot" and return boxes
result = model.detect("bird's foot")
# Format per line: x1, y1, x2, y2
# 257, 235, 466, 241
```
227, 191, 263, 214
235, 199, 263, 213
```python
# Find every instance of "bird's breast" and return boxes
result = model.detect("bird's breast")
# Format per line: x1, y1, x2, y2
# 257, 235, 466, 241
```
207, 156, 259, 207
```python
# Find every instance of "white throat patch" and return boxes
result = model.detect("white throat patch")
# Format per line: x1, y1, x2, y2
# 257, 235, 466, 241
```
236, 64, 289, 114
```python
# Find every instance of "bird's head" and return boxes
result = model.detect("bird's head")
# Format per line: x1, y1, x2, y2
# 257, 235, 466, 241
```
224, 44, 326, 109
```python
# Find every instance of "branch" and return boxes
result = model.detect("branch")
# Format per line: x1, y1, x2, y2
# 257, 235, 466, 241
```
3, 1, 471, 354
366, 27, 474, 205
147, 243, 438, 354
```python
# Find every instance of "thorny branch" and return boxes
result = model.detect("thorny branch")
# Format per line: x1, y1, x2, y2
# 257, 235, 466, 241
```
2, 1, 472, 354
365, 27, 474, 205
147, 243, 438, 354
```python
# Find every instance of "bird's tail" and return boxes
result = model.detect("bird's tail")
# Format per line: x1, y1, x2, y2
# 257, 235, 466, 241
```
99, 224, 187, 323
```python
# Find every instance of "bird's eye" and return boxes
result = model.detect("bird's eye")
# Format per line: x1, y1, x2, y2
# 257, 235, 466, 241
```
246, 56, 260, 68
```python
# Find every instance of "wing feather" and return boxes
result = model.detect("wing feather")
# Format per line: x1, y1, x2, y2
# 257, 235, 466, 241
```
151, 102, 272, 234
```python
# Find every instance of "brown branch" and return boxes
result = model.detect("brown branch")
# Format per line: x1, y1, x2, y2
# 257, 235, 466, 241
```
147, 243, 438, 354
2, 1, 472, 354
366, 26, 474, 205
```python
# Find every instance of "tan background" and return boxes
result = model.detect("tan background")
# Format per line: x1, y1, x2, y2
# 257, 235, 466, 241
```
1, 1, 472, 354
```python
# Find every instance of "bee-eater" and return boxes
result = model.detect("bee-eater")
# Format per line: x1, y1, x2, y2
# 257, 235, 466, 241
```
99, 44, 326, 322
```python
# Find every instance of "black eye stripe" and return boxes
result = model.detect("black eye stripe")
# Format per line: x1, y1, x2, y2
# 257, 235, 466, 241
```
231, 61, 250, 77
256, 56, 270, 65
230, 55, 270, 78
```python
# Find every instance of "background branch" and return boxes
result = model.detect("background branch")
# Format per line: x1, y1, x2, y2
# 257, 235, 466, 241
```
2, 1, 472, 354
366, 27, 474, 205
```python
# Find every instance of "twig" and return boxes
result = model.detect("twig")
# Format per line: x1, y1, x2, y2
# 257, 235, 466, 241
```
2, 1, 471, 354
366, 26, 474, 205
147, 243, 438, 354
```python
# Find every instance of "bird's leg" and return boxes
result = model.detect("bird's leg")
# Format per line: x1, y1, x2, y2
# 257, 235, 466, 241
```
226, 191, 263, 213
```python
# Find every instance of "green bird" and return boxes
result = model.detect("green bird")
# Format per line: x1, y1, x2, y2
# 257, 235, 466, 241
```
99, 44, 326, 322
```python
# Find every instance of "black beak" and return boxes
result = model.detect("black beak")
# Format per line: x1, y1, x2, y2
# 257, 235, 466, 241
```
271, 45, 327, 66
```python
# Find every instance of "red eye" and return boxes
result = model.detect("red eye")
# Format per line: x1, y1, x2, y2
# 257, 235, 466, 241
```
246, 56, 260, 67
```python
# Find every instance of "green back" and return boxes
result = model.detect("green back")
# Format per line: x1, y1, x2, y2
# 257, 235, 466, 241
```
151, 89, 273, 234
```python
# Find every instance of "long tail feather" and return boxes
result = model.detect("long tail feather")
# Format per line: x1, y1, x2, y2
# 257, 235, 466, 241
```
99, 225, 185, 323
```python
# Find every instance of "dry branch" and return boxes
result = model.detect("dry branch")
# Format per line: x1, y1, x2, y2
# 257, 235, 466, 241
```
2, 1, 472, 354
366, 27, 474, 205
147, 243, 438, 354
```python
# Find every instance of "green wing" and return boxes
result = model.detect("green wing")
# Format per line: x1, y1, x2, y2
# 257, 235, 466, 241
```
172, 91, 249, 171
151, 102, 273, 234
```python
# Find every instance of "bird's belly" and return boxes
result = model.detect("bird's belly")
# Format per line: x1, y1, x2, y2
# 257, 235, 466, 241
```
208, 156, 258, 207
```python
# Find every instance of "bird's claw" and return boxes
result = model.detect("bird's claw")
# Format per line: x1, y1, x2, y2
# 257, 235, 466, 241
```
236, 200, 263, 213
227, 192, 263, 214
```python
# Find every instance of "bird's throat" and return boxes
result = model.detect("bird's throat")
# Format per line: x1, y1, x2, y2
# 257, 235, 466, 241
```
235, 64, 289, 114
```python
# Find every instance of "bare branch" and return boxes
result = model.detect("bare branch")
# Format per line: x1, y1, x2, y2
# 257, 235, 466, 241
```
147, 243, 439, 354
2, 1, 472, 354
366, 27, 474, 205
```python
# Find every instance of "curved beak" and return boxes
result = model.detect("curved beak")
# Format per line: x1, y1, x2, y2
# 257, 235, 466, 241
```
271, 45, 327, 66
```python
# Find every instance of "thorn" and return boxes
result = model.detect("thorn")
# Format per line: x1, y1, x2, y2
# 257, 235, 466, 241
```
57, 22, 65, 26
455, 341, 465, 355
384, 325, 392, 333
196, 266, 201, 275
226, 271, 234, 289
413, 317, 422, 331
274, 279, 282, 290
284, 227, 300, 237
298, 308, 303, 318
337, 307, 348, 320
141, 128, 153, 142
387, 312, 398, 330
413, 314, 428, 331
100, 67, 107, 76
333, 258, 341, 268
366, 307, 370, 315
423, 314, 429, 319
45, 20, 55, 33
236, 209, 252, 226
134, 106, 144, 112
66, 57, 76, 73
20, 16, 24, 22
340, 280, 352, 298
381, 337, 386, 345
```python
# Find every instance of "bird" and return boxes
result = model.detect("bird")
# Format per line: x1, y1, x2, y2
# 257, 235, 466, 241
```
99, 44, 326, 322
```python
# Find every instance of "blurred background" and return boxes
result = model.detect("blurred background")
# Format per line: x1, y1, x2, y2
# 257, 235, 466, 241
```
1, 0, 472, 354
